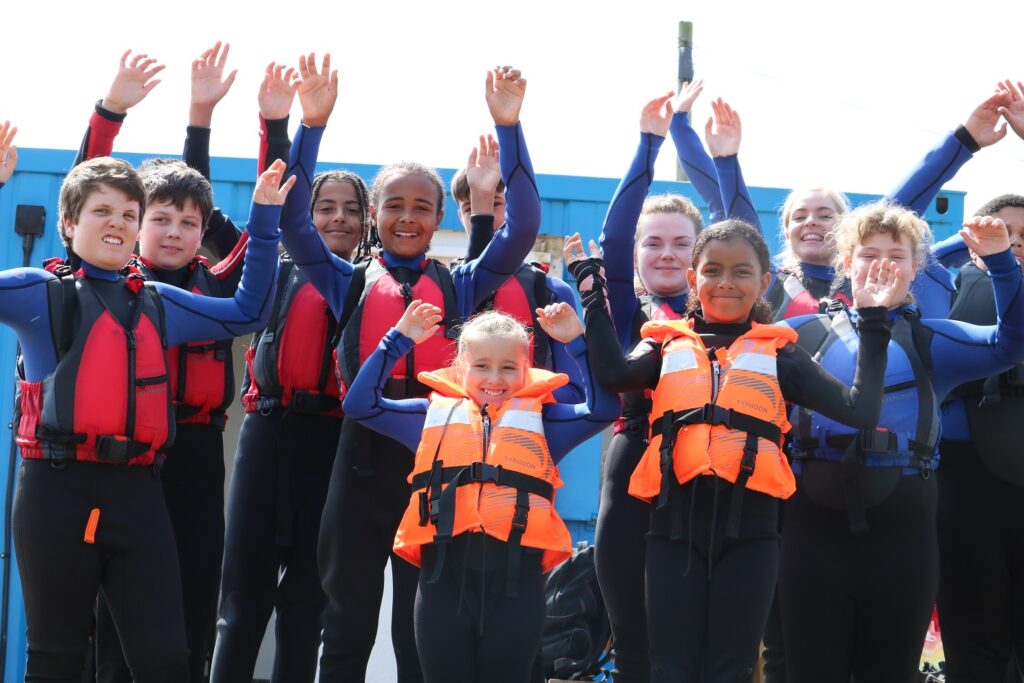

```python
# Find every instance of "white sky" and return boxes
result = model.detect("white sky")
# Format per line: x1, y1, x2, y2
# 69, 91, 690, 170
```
7, 0, 1024, 216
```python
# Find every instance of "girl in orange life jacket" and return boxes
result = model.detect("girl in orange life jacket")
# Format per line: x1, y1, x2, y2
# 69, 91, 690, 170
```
341, 302, 619, 683
277, 64, 544, 681
210, 58, 375, 683
585, 90, 706, 683
568, 220, 900, 682
4, 155, 288, 683
778, 206, 1024, 683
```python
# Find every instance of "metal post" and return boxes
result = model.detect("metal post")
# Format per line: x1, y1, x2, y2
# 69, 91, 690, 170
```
677, 20, 694, 182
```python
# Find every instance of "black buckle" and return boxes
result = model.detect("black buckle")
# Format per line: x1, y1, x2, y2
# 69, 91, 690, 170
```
511, 504, 529, 532
95, 435, 142, 463
418, 491, 429, 526
470, 461, 501, 485
859, 429, 897, 454
702, 404, 731, 427
289, 390, 339, 414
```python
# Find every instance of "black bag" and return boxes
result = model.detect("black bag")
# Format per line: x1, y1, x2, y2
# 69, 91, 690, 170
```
540, 543, 611, 681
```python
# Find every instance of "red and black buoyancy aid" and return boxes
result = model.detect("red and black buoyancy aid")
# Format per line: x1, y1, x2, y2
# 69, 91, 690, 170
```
615, 295, 683, 436
340, 256, 460, 399
16, 264, 174, 466
242, 259, 343, 416
767, 269, 852, 321
133, 257, 234, 429
476, 262, 553, 369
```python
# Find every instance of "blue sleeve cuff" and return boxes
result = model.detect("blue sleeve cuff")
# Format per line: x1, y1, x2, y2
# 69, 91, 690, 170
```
385, 327, 417, 356
567, 334, 588, 358
246, 203, 283, 240
981, 248, 1019, 276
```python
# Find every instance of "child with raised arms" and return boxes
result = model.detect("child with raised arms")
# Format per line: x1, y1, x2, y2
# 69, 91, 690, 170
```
210, 57, 374, 683
779, 205, 1024, 682
566, 219, 900, 682
274, 57, 542, 681
0, 150, 289, 682
341, 301, 618, 683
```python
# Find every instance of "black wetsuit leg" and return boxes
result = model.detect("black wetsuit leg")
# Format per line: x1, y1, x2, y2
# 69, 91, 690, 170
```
593, 427, 650, 683
210, 409, 339, 683
645, 479, 779, 683
15, 460, 189, 683
413, 539, 546, 683
318, 420, 422, 683
937, 439, 1024, 682
780, 474, 938, 683
96, 423, 225, 683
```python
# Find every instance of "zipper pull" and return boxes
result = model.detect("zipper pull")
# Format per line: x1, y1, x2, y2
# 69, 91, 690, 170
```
711, 359, 721, 403
481, 403, 491, 461
401, 282, 413, 304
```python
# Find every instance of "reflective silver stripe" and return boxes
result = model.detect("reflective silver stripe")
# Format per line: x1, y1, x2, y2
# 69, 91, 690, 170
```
661, 348, 698, 376
423, 403, 471, 429
783, 273, 807, 301
730, 352, 778, 377
497, 409, 545, 435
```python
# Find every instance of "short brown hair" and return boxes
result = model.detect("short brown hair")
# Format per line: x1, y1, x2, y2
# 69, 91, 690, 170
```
450, 167, 505, 205
58, 157, 146, 245
138, 159, 214, 230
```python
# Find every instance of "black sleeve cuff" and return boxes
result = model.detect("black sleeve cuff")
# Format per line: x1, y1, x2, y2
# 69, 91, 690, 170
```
954, 125, 981, 154
94, 100, 127, 123
262, 115, 291, 146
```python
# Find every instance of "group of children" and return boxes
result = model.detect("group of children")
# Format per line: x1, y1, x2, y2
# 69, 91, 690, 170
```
0, 42, 1021, 683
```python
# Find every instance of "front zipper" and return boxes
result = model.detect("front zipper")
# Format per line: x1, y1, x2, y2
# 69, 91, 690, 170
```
708, 358, 721, 454
400, 282, 415, 386
478, 403, 491, 512
126, 329, 137, 438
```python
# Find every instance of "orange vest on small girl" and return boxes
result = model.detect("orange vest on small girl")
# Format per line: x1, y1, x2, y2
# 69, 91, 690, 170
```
629, 318, 800, 504
395, 366, 574, 574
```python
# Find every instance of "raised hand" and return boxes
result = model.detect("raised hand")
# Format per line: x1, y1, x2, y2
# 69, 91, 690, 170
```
535, 302, 584, 344
705, 97, 742, 157
640, 91, 674, 137
964, 90, 1011, 148
466, 134, 502, 195
852, 258, 905, 309
0, 122, 18, 184
997, 80, 1024, 141
103, 50, 165, 114
961, 215, 1012, 257
296, 52, 338, 128
670, 79, 704, 115
395, 300, 443, 344
563, 233, 604, 290
485, 66, 527, 126
259, 62, 299, 120
190, 41, 237, 126
253, 159, 297, 206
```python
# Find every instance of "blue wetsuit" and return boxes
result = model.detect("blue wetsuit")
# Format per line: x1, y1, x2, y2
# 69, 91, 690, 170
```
4, 202, 280, 683
278, 121, 541, 683
778, 247, 1024, 683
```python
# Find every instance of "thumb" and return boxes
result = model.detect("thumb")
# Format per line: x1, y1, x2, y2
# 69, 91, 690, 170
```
705, 116, 714, 138
588, 240, 601, 258
224, 69, 238, 88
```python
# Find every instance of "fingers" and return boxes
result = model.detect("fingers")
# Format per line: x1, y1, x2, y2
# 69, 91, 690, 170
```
588, 239, 601, 258
563, 233, 584, 260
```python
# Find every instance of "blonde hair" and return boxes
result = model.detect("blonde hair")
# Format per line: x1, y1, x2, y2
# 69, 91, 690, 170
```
833, 201, 931, 274
635, 193, 704, 243
778, 187, 851, 273
456, 311, 530, 366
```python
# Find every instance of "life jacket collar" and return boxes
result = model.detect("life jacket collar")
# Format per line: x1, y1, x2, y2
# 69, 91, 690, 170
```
417, 366, 568, 405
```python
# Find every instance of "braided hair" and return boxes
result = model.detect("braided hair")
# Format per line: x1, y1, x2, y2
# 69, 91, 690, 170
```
310, 170, 375, 262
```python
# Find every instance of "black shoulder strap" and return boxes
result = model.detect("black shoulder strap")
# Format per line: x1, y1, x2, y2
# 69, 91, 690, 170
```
45, 273, 79, 361
531, 267, 551, 368
425, 259, 461, 339
256, 259, 295, 346
331, 260, 369, 349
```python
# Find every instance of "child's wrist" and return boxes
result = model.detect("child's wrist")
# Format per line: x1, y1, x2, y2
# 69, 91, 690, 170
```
189, 103, 215, 127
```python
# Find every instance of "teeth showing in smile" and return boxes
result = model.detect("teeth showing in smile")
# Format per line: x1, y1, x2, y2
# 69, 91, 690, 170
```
395, 231, 416, 238
482, 388, 504, 397
102, 236, 123, 245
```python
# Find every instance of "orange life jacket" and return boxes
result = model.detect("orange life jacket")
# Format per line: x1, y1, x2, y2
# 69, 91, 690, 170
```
395, 366, 573, 578
629, 318, 798, 535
